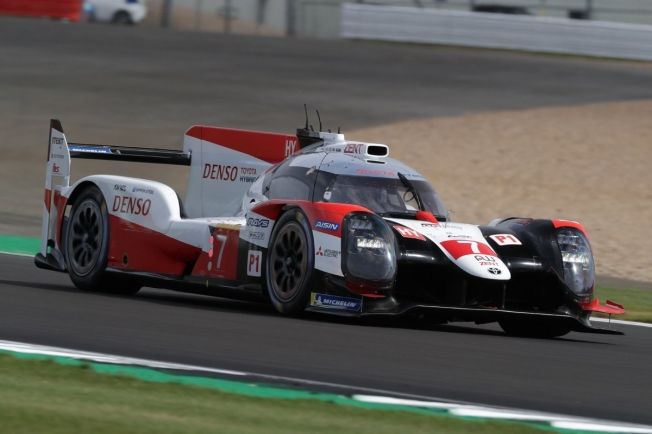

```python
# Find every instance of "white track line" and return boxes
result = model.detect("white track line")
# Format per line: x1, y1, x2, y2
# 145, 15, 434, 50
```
1, 338, 652, 434
591, 318, 652, 328
0, 340, 246, 376
354, 395, 652, 434
0, 251, 33, 257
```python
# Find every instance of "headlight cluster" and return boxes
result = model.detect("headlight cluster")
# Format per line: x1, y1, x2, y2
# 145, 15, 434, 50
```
343, 213, 396, 287
557, 228, 594, 295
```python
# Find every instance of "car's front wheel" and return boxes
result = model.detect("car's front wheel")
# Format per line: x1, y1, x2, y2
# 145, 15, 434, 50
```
265, 209, 314, 315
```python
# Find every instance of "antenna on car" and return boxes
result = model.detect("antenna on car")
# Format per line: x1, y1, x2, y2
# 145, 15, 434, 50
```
316, 110, 322, 131
337, 127, 341, 133
296, 105, 326, 149
303, 104, 309, 129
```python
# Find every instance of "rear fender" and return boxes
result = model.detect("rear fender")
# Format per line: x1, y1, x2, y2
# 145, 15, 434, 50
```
64, 176, 203, 275
67, 175, 181, 234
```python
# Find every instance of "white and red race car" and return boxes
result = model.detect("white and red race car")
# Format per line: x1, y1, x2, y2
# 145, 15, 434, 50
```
36, 118, 624, 338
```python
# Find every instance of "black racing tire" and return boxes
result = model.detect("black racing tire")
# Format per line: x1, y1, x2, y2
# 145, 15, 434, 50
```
112, 11, 133, 25
499, 319, 571, 338
64, 185, 140, 295
265, 209, 315, 315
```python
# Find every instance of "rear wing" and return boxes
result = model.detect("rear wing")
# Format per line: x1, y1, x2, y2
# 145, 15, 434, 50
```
67, 143, 191, 165
40, 119, 191, 263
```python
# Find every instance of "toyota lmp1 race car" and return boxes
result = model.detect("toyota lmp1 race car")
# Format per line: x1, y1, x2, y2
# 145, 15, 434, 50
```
36, 117, 625, 338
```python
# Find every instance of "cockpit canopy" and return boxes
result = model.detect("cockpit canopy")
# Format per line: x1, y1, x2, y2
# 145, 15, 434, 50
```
244, 149, 447, 219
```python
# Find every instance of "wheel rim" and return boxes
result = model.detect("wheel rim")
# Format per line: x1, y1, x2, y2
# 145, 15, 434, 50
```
269, 222, 308, 302
69, 199, 103, 277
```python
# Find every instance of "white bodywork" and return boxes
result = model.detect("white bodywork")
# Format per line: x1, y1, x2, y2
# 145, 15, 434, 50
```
389, 218, 511, 281
85, 0, 147, 23
183, 134, 274, 219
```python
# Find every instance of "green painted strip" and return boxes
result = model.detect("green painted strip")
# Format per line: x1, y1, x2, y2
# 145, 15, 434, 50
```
0, 234, 40, 255
0, 349, 588, 434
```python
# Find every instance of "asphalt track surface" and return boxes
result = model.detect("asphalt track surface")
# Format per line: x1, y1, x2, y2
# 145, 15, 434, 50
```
1, 254, 651, 425
2, 17, 652, 426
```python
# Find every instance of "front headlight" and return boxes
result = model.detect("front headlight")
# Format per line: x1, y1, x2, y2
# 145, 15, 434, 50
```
557, 228, 594, 296
342, 213, 396, 287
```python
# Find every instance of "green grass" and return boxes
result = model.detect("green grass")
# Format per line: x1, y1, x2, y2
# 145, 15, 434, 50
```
0, 234, 40, 255
595, 287, 652, 323
0, 354, 553, 434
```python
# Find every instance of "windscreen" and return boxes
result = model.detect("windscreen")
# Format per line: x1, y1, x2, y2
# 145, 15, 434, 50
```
314, 172, 447, 218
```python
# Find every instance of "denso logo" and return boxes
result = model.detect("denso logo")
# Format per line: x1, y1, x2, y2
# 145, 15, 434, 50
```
315, 220, 339, 231
112, 196, 152, 216
203, 163, 238, 181
247, 217, 270, 228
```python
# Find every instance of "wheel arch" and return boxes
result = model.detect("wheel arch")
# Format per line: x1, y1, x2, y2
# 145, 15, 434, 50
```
60, 180, 102, 257
112, 10, 133, 23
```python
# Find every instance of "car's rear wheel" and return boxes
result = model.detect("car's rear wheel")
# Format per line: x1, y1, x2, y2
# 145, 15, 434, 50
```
65, 185, 140, 295
499, 319, 571, 338
265, 210, 314, 315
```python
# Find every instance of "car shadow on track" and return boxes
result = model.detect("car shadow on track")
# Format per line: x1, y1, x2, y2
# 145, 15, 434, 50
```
132, 287, 612, 344
3, 278, 614, 344
0, 279, 79, 294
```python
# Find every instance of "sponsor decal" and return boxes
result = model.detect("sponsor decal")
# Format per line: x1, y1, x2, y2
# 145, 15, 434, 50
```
447, 233, 472, 239
310, 292, 362, 312
474, 254, 499, 267
247, 231, 265, 241
202, 164, 258, 183
68, 145, 111, 154
51, 137, 64, 145
489, 234, 522, 246
440, 239, 497, 260
315, 220, 340, 231
238, 167, 258, 183
49, 152, 65, 160
113, 184, 127, 192
285, 139, 297, 157
393, 225, 426, 241
344, 143, 364, 154
203, 163, 238, 181
52, 163, 60, 174
247, 250, 262, 277
488, 267, 502, 275
420, 223, 439, 228
132, 186, 154, 195
247, 217, 270, 228
112, 195, 151, 216
355, 168, 397, 177
316, 246, 340, 258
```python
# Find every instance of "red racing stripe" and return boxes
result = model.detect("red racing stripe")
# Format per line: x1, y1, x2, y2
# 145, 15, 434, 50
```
108, 215, 201, 276
186, 126, 298, 165
440, 239, 497, 260
552, 219, 589, 237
